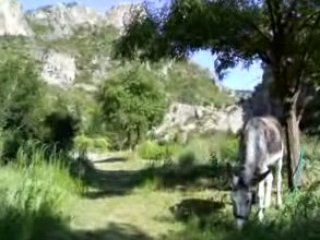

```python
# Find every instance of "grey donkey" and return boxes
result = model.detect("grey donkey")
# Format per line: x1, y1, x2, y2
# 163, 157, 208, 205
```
231, 116, 284, 229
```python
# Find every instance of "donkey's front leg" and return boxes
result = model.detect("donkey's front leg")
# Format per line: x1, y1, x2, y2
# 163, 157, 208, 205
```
257, 180, 265, 222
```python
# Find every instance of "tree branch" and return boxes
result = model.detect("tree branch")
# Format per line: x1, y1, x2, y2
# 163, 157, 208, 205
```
284, 0, 299, 35
265, 0, 277, 34
248, 20, 272, 44
294, 12, 320, 92
298, 9, 320, 31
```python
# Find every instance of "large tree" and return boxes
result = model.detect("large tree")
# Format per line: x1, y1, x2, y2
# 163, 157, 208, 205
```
114, 0, 320, 191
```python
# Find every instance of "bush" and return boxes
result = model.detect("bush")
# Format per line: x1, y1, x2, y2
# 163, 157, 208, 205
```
74, 135, 109, 153
181, 138, 213, 164
0, 51, 45, 144
216, 133, 239, 162
136, 140, 181, 160
43, 111, 80, 153
97, 62, 167, 149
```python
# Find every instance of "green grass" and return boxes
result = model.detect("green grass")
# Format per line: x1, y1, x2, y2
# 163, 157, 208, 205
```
0, 132, 318, 240
163, 188, 320, 240
69, 133, 320, 240
0, 147, 82, 240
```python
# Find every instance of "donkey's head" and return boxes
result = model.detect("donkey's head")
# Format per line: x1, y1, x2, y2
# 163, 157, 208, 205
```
230, 171, 270, 230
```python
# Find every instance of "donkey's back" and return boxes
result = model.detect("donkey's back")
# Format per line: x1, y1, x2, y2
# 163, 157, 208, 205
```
239, 116, 284, 170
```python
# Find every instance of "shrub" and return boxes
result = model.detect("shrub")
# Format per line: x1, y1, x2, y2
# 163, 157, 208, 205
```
97, 62, 167, 149
216, 133, 239, 162
181, 138, 213, 164
43, 111, 80, 153
172, 133, 239, 169
0, 51, 45, 147
74, 135, 109, 153
92, 137, 109, 152
137, 140, 181, 160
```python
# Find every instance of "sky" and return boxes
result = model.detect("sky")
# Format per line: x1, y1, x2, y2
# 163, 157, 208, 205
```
20, 0, 263, 91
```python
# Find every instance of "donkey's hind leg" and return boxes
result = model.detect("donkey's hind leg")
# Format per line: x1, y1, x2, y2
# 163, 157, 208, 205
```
264, 172, 273, 208
257, 179, 265, 222
276, 157, 283, 208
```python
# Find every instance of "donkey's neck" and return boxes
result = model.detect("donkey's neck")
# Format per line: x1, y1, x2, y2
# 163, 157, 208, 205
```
238, 164, 256, 187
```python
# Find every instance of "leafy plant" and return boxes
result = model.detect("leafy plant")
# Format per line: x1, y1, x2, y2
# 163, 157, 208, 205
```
97, 62, 167, 149
136, 140, 181, 160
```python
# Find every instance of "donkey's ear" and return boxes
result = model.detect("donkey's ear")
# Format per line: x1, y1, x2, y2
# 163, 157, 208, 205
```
232, 174, 239, 189
232, 174, 239, 186
252, 169, 271, 185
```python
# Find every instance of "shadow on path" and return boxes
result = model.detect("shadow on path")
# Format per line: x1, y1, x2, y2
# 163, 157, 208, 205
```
72, 156, 232, 199
73, 222, 152, 240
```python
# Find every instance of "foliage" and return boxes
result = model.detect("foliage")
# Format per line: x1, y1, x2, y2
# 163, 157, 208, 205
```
74, 135, 110, 153
0, 49, 50, 160
178, 133, 239, 165
115, 0, 320, 190
136, 140, 181, 160
97, 63, 167, 149
116, 0, 320, 84
0, 52, 44, 139
43, 111, 80, 153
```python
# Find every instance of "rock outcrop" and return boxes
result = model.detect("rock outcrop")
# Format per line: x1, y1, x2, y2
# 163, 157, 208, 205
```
40, 50, 76, 88
152, 102, 244, 143
105, 4, 143, 33
0, 0, 32, 36
26, 3, 105, 39
26, 2, 143, 39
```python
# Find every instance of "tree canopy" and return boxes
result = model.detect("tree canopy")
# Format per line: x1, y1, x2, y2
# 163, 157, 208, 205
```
114, 0, 320, 190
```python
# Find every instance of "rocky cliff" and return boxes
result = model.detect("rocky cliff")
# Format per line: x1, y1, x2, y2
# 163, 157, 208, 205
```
0, 0, 32, 36
26, 2, 105, 39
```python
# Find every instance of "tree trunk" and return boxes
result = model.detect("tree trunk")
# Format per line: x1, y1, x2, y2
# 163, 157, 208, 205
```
284, 100, 301, 192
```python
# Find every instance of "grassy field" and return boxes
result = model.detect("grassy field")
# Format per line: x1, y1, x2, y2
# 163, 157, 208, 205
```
2, 134, 320, 240
69, 153, 230, 240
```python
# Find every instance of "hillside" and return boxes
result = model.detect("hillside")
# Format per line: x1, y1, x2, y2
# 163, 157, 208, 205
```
0, 0, 239, 142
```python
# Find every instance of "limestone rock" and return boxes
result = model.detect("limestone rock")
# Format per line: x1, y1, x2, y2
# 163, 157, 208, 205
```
0, 0, 32, 36
26, 2, 105, 39
152, 102, 245, 142
105, 3, 144, 33
40, 50, 76, 88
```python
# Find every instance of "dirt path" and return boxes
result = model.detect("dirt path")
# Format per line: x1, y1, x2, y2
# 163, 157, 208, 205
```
69, 154, 227, 240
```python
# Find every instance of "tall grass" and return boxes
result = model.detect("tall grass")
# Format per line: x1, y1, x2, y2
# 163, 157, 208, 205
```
0, 146, 82, 240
